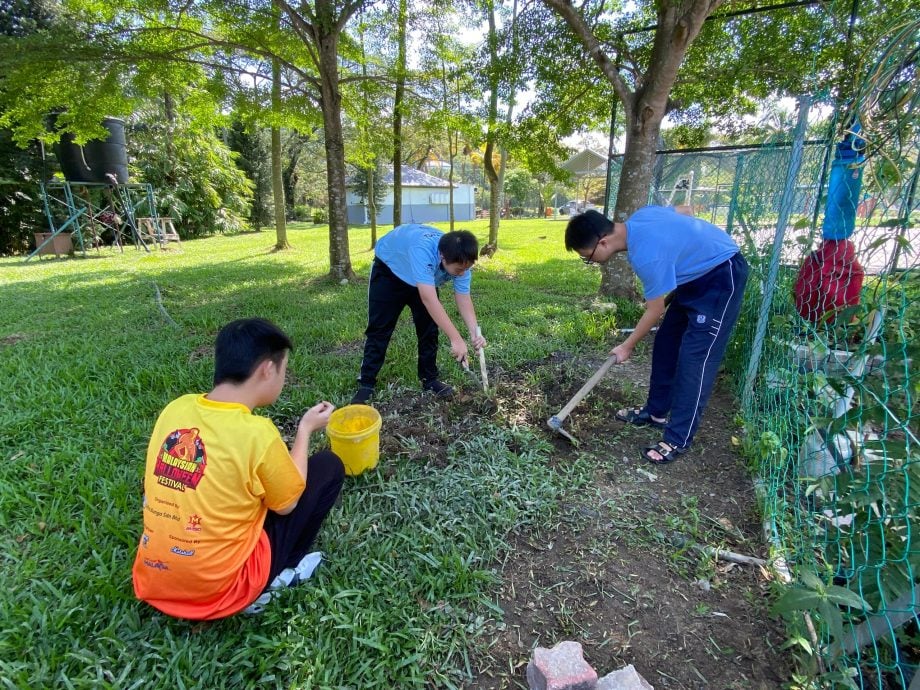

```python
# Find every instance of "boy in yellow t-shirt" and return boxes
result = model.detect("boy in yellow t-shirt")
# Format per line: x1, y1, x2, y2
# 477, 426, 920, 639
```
132, 318, 344, 620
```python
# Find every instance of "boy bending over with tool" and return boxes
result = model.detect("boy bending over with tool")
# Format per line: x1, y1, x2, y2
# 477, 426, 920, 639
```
565, 206, 748, 465
351, 224, 486, 404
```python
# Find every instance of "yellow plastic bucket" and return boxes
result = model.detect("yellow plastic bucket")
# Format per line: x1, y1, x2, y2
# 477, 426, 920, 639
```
327, 404, 383, 476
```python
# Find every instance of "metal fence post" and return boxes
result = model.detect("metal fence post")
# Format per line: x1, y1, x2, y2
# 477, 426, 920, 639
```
741, 95, 812, 410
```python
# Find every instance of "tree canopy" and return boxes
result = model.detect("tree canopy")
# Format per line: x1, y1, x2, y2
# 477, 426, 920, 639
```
1, 0, 914, 283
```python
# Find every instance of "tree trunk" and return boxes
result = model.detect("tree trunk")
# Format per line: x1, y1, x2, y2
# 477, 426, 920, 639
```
442, 59, 456, 231
271, 55, 289, 249
542, 0, 719, 297
600, 109, 661, 295
281, 137, 304, 219
368, 164, 377, 248
448, 144, 456, 230
163, 92, 175, 161
497, 147, 510, 217
317, 30, 354, 281
392, 0, 407, 228
484, 1, 500, 249
496, 0, 518, 223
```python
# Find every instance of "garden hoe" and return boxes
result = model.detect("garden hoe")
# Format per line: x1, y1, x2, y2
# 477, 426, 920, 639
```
459, 355, 482, 389
547, 353, 620, 444
475, 326, 488, 392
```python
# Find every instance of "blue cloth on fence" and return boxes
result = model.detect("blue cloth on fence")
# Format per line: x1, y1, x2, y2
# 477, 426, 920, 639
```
822, 123, 866, 241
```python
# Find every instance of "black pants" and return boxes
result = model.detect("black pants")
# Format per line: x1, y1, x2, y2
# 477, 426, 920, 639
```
262, 450, 344, 583
358, 258, 440, 387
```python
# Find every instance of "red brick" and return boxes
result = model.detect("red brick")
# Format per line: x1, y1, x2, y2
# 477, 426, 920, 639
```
526, 641, 598, 690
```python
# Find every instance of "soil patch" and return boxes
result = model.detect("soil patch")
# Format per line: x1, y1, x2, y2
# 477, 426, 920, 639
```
1, 333, 27, 346
295, 351, 791, 688
456, 352, 789, 689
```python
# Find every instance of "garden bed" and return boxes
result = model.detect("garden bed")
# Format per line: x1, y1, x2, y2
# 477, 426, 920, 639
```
331, 352, 790, 689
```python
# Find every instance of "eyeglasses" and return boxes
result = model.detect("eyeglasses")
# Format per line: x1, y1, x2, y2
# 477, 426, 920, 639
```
581, 239, 601, 265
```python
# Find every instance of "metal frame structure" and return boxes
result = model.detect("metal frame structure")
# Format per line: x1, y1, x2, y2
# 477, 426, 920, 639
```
29, 180, 160, 261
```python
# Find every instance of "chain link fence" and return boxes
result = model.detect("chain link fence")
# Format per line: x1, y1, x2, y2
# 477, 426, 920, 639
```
604, 27, 918, 684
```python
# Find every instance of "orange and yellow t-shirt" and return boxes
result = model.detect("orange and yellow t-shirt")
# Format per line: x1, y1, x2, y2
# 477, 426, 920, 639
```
132, 394, 305, 620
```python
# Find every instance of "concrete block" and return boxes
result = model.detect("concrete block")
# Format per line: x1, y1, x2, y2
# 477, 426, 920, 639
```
596, 664, 654, 690
526, 640, 598, 690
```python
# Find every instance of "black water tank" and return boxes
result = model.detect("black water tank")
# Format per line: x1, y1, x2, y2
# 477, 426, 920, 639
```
83, 117, 129, 184
55, 131, 95, 183
54, 117, 129, 184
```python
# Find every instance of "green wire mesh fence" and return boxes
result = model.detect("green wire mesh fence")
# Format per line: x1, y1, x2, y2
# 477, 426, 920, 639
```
604, 22, 918, 686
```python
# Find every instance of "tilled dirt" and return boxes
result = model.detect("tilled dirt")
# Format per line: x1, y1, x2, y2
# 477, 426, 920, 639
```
321, 350, 792, 689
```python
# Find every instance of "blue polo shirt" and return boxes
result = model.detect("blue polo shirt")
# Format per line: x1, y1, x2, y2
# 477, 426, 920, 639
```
375, 224, 472, 294
626, 206, 739, 299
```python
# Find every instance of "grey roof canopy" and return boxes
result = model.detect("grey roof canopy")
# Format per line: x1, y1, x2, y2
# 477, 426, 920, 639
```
561, 149, 608, 177
379, 165, 456, 188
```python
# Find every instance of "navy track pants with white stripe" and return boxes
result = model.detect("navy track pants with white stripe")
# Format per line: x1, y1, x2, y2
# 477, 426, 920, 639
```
645, 252, 749, 450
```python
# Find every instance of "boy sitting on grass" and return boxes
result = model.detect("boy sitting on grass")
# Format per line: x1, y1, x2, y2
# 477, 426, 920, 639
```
132, 318, 344, 620
351, 224, 487, 404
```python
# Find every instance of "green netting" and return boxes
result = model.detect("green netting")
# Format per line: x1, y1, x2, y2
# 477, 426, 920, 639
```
604, 23, 918, 687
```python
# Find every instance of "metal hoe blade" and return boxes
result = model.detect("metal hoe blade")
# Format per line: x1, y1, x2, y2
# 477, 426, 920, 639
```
461, 357, 483, 389
547, 415, 578, 445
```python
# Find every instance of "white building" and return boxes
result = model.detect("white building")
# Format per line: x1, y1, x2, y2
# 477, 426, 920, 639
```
347, 165, 475, 225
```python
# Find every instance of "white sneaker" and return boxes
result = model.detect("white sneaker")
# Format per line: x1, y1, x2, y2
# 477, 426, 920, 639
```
243, 552, 323, 615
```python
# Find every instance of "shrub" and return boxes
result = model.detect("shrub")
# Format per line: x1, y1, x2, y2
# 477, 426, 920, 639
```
129, 116, 253, 238
0, 130, 44, 256
311, 207, 328, 224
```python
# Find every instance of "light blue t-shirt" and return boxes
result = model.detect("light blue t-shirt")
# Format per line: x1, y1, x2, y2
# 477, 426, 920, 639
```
626, 206, 739, 299
375, 224, 472, 294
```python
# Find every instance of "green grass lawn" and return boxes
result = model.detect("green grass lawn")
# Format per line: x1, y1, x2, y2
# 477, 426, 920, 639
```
0, 219, 640, 689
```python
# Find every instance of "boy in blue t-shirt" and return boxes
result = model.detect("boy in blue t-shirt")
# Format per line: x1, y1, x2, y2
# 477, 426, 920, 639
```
565, 206, 749, 464
351, 224, 486, 404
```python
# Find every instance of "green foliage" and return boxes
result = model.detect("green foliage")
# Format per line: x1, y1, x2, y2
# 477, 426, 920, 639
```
742, 430, 790, 473
226, 120, 273, 231
129, 115, 253, 237
771, 570, 870, 689
0, 0, 60, 256
348, 162, 387, 209
0, 0, 59, 37
311, 207, 328, 224
0, 129, 45, 255
502, 167, 539, 209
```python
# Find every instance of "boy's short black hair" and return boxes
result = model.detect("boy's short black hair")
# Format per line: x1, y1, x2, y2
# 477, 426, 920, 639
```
564, 210, 613, 251
213, 318, 293, 386
438, 230, 478, 264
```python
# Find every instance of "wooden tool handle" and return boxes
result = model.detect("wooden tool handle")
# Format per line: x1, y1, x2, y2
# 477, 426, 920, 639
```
554, 354, 619, 422
476, 326, 488, 390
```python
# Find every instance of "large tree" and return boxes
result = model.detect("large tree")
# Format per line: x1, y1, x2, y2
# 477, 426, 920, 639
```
0, 0, 59, 255
542, 0, 726, 296
538, 0, 913, 296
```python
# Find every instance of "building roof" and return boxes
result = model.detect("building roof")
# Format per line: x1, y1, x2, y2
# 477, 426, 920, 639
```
381, 165, 454, 188
561, 148, 608, 176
